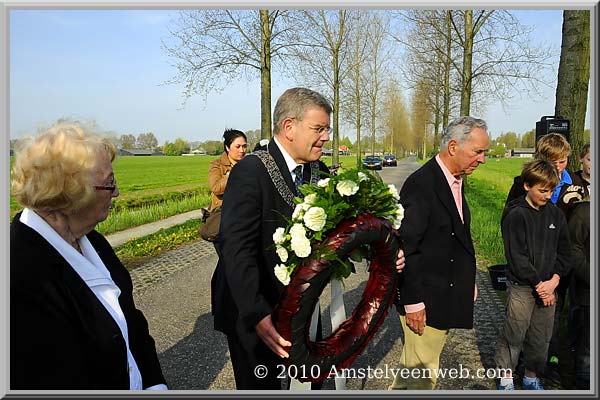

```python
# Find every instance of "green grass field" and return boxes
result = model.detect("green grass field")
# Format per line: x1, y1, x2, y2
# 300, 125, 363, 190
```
10, 154, 357, 216
467, 157, 528, 267
10, 153, 527, 272
10, 155, 219, 218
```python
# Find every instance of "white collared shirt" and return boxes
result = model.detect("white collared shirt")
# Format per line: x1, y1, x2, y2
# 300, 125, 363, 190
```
273, 136, 303, 181
20, 208, 167, 390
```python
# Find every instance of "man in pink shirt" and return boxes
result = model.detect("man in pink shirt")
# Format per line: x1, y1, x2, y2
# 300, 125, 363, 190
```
389, 116, 490, 390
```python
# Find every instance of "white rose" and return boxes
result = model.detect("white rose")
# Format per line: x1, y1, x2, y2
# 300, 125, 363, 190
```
388, 184, 400, 200
292, 203, 310, 220
273, 227, 286, 245
317, 178, 330, 188
336, 179, 359, 197
292, 204, 304, 220
289, 223, 306, 239
304, 193, 317, 205
274, 264, 290, 286
291, 236, 312, 258
303, 207, 327, 231
358, 172, 368, 182
276, 245, 288, 262
395, 204, 405, 220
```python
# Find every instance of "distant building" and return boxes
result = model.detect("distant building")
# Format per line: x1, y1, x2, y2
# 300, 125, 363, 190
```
118, 148, 162, 156
511, 148, 535, 158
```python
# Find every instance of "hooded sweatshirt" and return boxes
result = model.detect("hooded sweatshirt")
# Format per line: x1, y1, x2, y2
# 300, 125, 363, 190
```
502, 195, 571, 287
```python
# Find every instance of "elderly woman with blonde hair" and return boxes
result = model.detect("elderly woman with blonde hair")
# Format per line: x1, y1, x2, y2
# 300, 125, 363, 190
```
10, 123, 167, 390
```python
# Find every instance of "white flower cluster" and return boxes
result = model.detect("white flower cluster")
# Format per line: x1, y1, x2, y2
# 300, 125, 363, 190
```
272, 172, 404, 285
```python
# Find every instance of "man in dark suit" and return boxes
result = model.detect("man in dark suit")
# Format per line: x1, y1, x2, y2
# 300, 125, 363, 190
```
211, 87, 405, 389
389, 116, 490, 390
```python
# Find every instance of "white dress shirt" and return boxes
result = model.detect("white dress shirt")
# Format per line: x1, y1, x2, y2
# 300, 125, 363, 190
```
20, 208, 167, 390
273, 136, 303, 181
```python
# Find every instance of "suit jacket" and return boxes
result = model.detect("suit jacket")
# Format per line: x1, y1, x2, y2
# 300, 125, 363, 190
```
211, 141, 327, 351
10, 213, 166, 390
395, 157, 476, 330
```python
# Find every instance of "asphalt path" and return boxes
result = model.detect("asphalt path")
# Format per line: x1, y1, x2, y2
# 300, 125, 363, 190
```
132, 156, 500, 391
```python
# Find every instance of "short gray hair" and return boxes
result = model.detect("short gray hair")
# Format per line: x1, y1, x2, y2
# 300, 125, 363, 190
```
273, 87, 332, 135
440, 116, 488, 150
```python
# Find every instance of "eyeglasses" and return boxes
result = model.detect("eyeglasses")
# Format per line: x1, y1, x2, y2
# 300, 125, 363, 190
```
309, 125, 331, 135
290, 117, 331, 135
94, 178, 117, 193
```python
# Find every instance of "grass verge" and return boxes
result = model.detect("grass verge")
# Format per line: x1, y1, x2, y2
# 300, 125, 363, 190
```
97, 194, 210, 235
114, 218, 201, 270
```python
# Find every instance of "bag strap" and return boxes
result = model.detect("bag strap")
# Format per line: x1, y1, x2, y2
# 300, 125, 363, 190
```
251, 150, 321, 209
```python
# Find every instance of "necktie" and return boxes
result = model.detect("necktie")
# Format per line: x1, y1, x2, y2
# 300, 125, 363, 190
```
293, 165, 303, 197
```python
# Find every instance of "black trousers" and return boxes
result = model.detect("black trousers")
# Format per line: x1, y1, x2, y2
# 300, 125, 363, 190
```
226, 315, 324, 390
227, 333, 284, 390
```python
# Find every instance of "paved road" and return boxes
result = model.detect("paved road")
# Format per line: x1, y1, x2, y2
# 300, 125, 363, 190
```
129, 157, 506, 391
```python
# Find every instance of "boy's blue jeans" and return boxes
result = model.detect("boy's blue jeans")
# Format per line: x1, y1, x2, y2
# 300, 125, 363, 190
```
495, 281, 556, 375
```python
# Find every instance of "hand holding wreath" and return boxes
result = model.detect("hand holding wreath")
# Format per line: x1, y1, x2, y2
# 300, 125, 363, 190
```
271, 167, 404, 383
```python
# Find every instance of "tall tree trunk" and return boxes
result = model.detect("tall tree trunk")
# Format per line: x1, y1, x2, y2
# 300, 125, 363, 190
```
434, 53, 441, 150
260, 10, 272, 139
443, 11, 452, 127
331, 10, 345, 167
354, 48, 362, 165
555, 10, 590, 171
460, 10, 473, 116
371, 110, 376, 156
332, 51, 340, 166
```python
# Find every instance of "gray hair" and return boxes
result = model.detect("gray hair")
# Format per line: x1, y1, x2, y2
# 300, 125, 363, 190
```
440, 116, 488, 150
273, 87, 332, 135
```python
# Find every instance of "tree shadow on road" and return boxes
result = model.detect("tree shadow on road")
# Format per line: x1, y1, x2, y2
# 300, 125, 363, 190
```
158, 312, 230, 390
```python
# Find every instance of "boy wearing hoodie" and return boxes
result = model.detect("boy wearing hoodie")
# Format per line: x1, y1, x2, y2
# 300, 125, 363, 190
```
495, 159, 571, 390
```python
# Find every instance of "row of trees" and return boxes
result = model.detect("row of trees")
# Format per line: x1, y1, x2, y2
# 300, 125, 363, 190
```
163, 9, 590, 166
119, 132, 159, 149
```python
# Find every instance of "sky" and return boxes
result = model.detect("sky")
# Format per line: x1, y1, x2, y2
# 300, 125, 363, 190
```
8, 8, 592, 145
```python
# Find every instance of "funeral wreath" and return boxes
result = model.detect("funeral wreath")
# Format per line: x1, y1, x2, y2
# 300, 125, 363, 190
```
272, 167, 404, 383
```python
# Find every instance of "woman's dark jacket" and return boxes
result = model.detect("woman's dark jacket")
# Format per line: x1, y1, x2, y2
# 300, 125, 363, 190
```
10, 213, 166, 389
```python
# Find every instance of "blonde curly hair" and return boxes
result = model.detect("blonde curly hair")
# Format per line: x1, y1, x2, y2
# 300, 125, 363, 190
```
11, 123, 116, 214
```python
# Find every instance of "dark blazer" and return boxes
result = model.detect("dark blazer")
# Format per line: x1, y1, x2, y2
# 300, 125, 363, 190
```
395, 157, 476, 330
211, 141, 327, 350
10, 213, 166, 390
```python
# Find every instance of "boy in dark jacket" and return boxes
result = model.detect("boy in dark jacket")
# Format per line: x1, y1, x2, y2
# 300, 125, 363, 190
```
569, 197, 590, 389
503, 133, 586, 379
495, 159, 571, 390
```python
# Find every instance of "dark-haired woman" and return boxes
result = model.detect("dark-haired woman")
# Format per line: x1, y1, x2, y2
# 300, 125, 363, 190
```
207, 129, 247, 255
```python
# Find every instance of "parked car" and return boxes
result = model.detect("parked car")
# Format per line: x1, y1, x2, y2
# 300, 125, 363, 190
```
362, 156, 383, 170
383, 154, 397, 167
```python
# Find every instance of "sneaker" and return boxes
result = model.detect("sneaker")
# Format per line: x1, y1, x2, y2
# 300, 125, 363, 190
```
522, 377, 544, 390
498, 382, 515, 390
